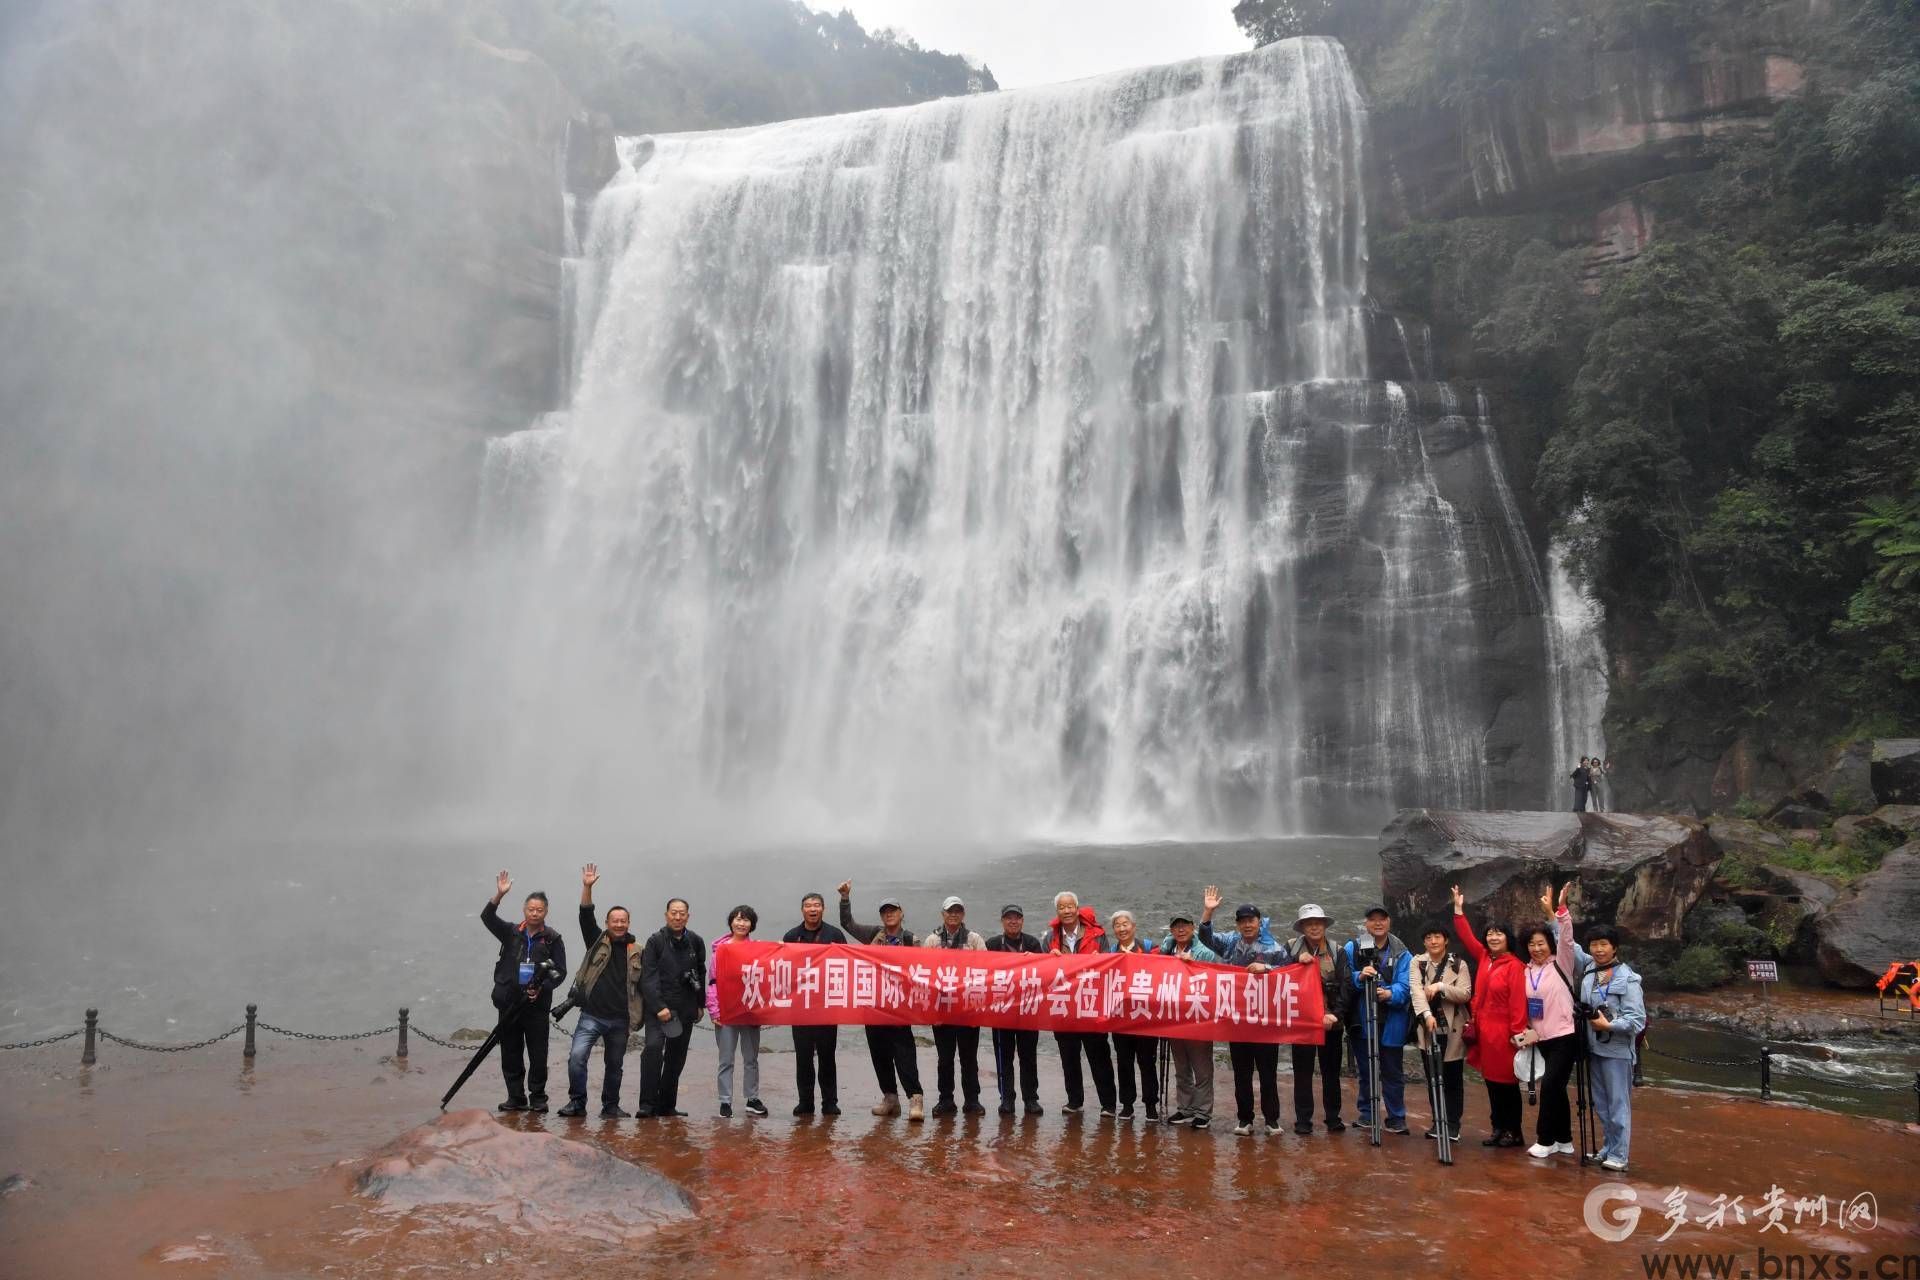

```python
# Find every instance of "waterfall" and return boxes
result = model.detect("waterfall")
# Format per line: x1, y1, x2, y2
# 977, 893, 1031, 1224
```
1547, 535, 1610, 790
479, 38, 1563, 843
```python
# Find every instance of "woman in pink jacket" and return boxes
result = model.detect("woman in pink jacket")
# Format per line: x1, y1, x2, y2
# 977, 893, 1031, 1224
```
1513, 884, 1580, 1159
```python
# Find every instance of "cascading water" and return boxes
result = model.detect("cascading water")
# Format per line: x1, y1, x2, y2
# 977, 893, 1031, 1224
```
480, 37, 1578, 843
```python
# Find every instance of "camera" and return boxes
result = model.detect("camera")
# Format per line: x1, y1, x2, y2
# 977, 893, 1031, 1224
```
1354, 945, 1380, 974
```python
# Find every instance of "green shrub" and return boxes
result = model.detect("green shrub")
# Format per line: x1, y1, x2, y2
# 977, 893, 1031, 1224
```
1666, 944, 1734, 990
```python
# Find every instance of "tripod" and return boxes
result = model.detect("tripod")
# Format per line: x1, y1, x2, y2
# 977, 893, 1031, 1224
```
1422, 1026, 1454, 1165
1360, 975, 1383, 1147
1572, 1012, 1599, 1166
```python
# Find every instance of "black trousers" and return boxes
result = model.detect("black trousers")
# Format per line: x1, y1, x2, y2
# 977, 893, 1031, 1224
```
1574, 788, 1590, 812
1230, 1041, 1281, 1126
792, 1025, 838, 1109
933, 1025, 981, 1102
638, 1017, 692, 1113
497, 1004, 550, 1103
1112, 1033, 1159, 1113
865, 1025, 923, 1097
1291, 1022, 1344, 1124
1054, 1031, 1117, 1111
1420, 1051, 1465, 1133
991, 1028, 1040, 1105
1534, 1033, 1578, 1144
1487, 1080, 1523, 1134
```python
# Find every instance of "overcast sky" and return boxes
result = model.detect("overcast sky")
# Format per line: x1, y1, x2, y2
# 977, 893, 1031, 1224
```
837, 1, 1251, 89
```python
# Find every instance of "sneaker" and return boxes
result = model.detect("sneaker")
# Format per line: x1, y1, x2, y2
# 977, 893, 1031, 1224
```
719, 1102, 733, 1118
556, 1101, 587, 1118
1294, 1120, 1313, 1135
1060, 1103, 1084, 1115
1448, 1129, 1461, 1142
1265, 1123, 1284, 1137
962, 1099, 987, 1116
998, 1100, 1015, 1116
1497, 1131, 1525, 1148
1601, 1156, 1629, 1172
1551, 1141, 1576, 1155
1481, 1133, 1503, 1147
1324, 1118, 1347, 1134
1164, 1110, 1191, 1126
930, 1098, 957, 1117
792, 1103, 816, 1117
526, 1097, 549, 1114
1232, 1121, 1255, 1136
872, 1095, 900, 1117
1189, 1116, 1211, 1131
821, 1103, 842, 1115
1023, 1101, 1044, 1116
1527, 1142, 1555, 1159
497, 1098, 527, 1113
1384, 1122, 1411, 1136
1144, 1107, 1160, 1121
1097, 1107, 1115, 1119
599, 1105, 630, 1118
745, 1099, 768, 1118
1117, 1103, 1135, 1120
666, 1109, 690, 1118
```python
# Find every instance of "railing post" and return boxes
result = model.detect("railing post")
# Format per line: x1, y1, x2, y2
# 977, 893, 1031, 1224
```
82, 1008, 97, 1066
1759, 1043, 1772, 1100
397, 1007, 409, 1060
244, 1003, 257, 1061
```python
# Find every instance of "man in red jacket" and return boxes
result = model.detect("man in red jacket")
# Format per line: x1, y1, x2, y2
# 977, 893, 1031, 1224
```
1044, 891, 1117, 1117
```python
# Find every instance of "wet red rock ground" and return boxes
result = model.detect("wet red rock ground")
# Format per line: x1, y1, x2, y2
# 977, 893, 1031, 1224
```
2, 1033, 1914, 1277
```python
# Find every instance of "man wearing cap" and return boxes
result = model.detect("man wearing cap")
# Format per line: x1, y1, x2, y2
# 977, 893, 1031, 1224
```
782, 892, 848, 1117
1282, 903, 1353, 1135
922, 896, 987, 1116
1343, 904, 1413, 1135
1157, 909, 1222, 1129
1198, 885, 1288, 1136
1043, 890, 1118, 1117
837, 880, 926, 1121
985, 905, 1044, 1116
1107, 909, 1161, 1121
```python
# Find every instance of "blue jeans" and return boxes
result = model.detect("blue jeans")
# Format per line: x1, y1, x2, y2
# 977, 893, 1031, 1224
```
1354, 1033, 1406, 1126
567, 1011, 629, 1109
1590, 1053, 1633, 1163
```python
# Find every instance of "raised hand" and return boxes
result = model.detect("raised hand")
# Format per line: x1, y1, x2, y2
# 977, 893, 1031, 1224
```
837, 879, 852, 898
1449, 883, 1464, 913
1540, 884, 1556, 917
582, 863, 600, 889
495, 869, 512, 901
1202, 885, 1222, 913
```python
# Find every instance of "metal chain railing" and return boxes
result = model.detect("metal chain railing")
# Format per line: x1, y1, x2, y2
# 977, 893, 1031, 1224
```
257, 1021, 398, 1042
0, 1006, 478, 1065
0, 1028, 84, 1050
97, 1025, 246, 1052
1640, 1043, 1753, 1069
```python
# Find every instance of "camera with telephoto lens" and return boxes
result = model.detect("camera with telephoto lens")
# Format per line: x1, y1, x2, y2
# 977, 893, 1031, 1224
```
1355, 944, 1381, 975
680, 967, 703, 996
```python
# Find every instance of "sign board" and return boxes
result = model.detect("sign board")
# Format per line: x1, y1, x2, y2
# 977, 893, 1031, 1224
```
1746, 959, 1779, 983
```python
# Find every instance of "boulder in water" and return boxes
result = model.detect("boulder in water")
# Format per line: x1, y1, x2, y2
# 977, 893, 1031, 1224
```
1870, 740, 1920, 806
356, 1110, 694, 1239
1379, 810, 1721, 942
1812, 844, 1920, 987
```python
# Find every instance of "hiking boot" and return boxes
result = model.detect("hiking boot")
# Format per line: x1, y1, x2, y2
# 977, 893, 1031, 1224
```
907, 1094, 925, 1122
792, 1103, 816, 1117
1023, 1101, 1043, 1116
1481, 1133, 1503, 1147
930, 1097, 957, 1117
1497, 1131, 1525, 1148
526, 1096, 549, 1114
1324, 1118, 1346, 1133
822, 1103, 841, 1115
872, 1095, 900, 1117
719, 1102, 733, 1118
998, 1100, 1015, 1116
1294, 1120, 1313, 1135
555, 1101, 586, 1118
745, 1099, 769, 1117
599, 1105, 630, 1118
962, 1098, 987, 1116
498, 1098, 527, 1113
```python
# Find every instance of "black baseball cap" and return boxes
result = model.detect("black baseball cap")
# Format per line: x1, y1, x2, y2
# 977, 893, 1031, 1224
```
1000, 904, 1024, 919
1169, 910, 1194, 926
1364, 905, 1390, 919
1234, 903, 1261, 921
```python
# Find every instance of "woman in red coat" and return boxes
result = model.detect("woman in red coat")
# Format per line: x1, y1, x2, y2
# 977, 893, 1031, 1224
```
1451, 884, 1529, 1147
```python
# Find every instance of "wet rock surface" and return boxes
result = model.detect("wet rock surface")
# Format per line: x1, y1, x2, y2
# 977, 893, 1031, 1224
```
1814, 844, 1920, 988
1380, 810, 1721, 941
357, 1108, 694, 1236
1872, 740, 1920, 805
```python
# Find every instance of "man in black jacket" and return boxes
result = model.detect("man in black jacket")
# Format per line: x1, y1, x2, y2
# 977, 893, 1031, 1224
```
558, 862, 642, 1118
782, 892, 848, 1117
479, 869, 567, 1113
838, 880, 925, 1121
636, 897, 705, 1119
984, 904, 1044, 1117
1282, 902, 1353, 1135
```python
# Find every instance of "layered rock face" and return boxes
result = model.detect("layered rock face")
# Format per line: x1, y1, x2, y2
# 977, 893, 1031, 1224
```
1379, 809, 1722, 940
1813, 845, 1920, 987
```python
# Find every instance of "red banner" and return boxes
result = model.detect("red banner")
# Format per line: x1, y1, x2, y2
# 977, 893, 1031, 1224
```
713, 941, 1326, 1044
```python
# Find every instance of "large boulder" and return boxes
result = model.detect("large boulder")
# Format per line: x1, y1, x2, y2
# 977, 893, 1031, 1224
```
1871, 740, 1920, 806
1812, 844, 1920, 988
1869, 805, 1920, 837
1379, 810, 1721, 941
1815, 741, 1875, 814
357, 1110, 695, 1235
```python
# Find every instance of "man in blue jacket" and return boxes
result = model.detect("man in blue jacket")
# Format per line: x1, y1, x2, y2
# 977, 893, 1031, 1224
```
1198, 886, 1289, 1136
1344, 905, 1411, 1135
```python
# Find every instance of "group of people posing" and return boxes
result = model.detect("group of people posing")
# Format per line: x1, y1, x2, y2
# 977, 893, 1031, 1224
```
1571, 756, 1614, 812
479, 869, 1647, 1170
